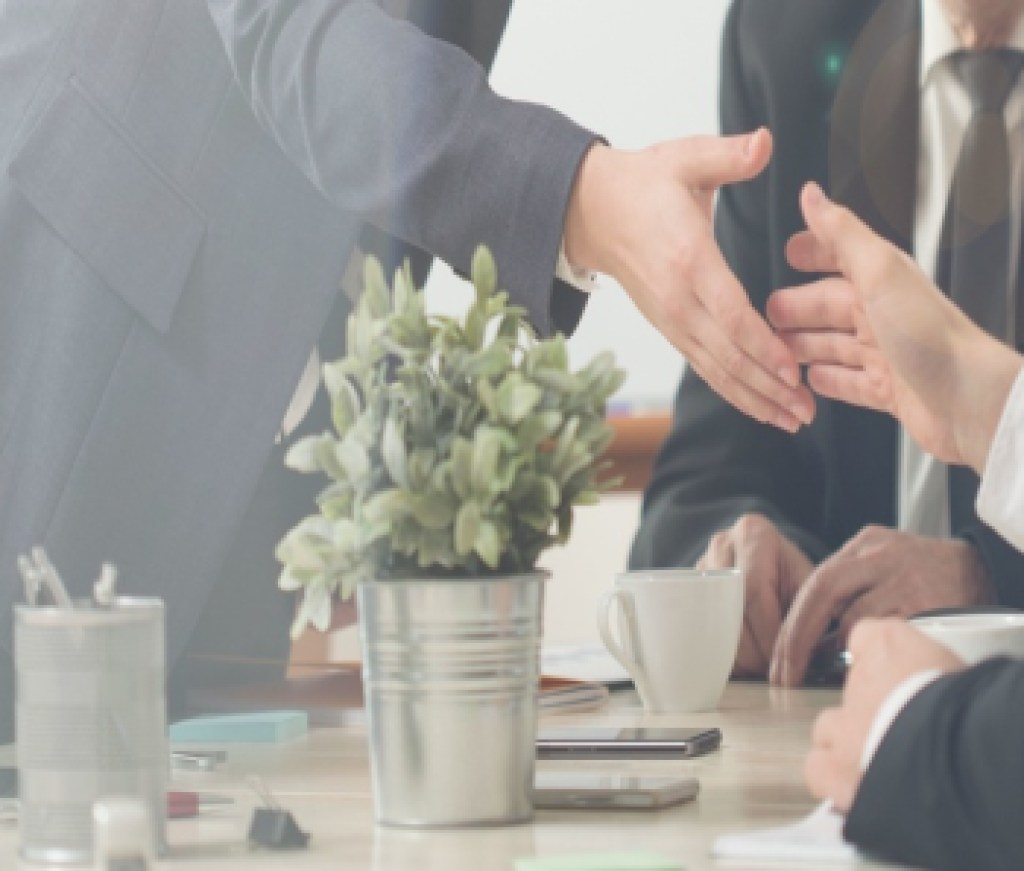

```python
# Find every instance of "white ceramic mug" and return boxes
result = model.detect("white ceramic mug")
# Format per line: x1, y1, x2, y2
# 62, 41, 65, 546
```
911, 611, 1024, 664
596, 568, 744, 713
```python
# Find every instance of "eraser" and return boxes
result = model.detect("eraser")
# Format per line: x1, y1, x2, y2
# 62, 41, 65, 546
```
170, 711, 308, 744
515, 853, 683, 871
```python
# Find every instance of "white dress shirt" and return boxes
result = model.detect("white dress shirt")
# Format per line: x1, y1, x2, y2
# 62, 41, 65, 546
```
900, 3, 1024, 536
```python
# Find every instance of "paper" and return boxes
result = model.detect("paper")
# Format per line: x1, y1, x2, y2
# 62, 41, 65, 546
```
541, 644, 632, 687
712, 801, 859, 864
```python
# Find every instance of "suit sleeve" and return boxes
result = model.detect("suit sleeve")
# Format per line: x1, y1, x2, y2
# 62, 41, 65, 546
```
629, 0, 829, 570
204, 0, 595, 336
845, 658, 1024, 871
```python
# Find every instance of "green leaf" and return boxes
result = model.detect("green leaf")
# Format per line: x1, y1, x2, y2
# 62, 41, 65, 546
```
532, 367, 581, 394
455, 501, 481, 557
363, 256, 390, 318
408, 448, 436, 491
335, 435, 370, 484
284, 433, 330, 474
382, 416, 408, 487
451, 437, 474, 500
317, 481, 353, 519
323, 364, 362, 434
471, 427, 502, 496
496, 373, 542, 425
471, 245, 497, 299
413, 492, 457, 530
474, 520, 501, 569
516, 411, 563, 451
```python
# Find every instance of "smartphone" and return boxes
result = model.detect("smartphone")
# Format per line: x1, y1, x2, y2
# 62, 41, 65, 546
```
532, 773, 699, 810
536, 727, 721, 760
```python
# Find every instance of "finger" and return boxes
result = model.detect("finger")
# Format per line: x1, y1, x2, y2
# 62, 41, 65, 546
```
804, 748, 857, 813
703, 532, 736, 569
799, 183, 890, 290
692, 240, 811, 413
786, 230, 840, 274
735, 531, 784, 669
770, 556, 876, 687
811, 708, 841, 749
766, 279, 859, 333
734, 622, 770, 678
836, 588, 903, 644
804, 747, 839, 802
673, 128, 773, 188
779, 331, 869, 369
806, 364, 892, 413
847, 618, 890, 661
685, 332, 804, 433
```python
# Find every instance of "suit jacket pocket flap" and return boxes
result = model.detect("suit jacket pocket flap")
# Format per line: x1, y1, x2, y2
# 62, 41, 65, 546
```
8, 78, 205, 334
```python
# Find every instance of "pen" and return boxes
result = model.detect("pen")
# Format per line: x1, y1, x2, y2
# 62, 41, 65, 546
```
167, 791, 234, 819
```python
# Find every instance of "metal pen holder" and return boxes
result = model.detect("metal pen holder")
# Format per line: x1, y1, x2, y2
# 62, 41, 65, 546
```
15, 598, 167, 865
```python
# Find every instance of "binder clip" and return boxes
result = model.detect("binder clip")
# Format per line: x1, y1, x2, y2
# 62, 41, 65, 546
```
247, 776, 310, 851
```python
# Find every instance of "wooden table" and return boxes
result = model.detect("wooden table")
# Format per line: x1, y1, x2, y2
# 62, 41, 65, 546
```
0, 683, 897, 870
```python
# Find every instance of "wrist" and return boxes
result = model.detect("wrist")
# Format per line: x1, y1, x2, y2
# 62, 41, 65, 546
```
956, 539, 996, 606
954, 333, 1024, 473
563, 143, 623, 277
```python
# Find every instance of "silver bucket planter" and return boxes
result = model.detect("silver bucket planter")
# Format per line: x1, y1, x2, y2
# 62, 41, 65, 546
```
357, 572, 545, 828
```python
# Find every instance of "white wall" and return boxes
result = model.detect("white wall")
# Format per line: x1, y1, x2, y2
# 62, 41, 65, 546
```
425, 0, 733, 409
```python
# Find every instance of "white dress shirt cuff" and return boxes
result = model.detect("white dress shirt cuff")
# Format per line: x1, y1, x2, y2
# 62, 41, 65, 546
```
860, 669, 945, 771
976, 367, 1024, 552
555, 238, 598, 293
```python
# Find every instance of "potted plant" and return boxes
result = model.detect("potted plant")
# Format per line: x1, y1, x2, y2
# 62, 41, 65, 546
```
277, 247, 624, 827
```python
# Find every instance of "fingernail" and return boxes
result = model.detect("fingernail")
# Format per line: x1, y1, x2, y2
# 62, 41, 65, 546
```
744, 130, 760, 158
806, 183, 825, 208
791, 402, 813, 425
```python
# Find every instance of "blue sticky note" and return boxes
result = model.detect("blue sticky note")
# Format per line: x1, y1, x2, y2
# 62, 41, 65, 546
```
170, 711, 308, 744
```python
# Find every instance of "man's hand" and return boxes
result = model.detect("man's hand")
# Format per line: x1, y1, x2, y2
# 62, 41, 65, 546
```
696, 514, 813, 678
565, 131, 815, 434
770, 527, 991, 687
767, 182, 1022, 471
806, 619, 964, 813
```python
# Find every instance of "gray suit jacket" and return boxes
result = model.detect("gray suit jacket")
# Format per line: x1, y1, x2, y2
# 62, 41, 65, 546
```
0, 0, 595, 718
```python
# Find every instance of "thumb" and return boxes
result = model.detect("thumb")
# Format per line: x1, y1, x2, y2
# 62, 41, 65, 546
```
672, 127, 773, 188
799, 183, 883, 286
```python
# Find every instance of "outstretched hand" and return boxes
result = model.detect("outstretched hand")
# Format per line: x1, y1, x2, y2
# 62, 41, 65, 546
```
767, 183, 1021, 473
566, 130, 815, 433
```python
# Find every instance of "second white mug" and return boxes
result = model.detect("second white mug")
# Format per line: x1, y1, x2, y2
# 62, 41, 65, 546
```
596, 568, 743, 713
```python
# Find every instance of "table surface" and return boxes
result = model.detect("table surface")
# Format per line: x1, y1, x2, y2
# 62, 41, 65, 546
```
0, 683, 897, 870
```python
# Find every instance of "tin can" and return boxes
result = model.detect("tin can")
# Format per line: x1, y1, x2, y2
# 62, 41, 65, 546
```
15, 598, 166, 865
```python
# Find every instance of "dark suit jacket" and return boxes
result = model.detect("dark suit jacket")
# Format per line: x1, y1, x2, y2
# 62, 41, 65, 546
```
848, 657, 1024, 869
629, 0, 1024, 611
0, 0, 593, 742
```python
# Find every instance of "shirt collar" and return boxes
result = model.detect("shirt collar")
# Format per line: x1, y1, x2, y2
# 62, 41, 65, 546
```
920, 0, 1024, 87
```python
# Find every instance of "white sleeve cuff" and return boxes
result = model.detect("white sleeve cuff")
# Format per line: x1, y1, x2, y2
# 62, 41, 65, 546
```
976, 366, 1024, 552
555, 238, 599, 293
860, 669, 944, 771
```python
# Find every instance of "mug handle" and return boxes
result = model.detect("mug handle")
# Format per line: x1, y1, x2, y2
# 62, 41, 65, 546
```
596, 589, 655, 704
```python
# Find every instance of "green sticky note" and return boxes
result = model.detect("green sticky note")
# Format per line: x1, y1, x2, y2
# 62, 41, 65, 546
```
169, 711, 308, 744
515, 853, 683, 871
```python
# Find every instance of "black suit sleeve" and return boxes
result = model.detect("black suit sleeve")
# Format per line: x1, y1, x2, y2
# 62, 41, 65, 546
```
629, 0, 829, 570
845, 658, 1024, 871
959, 520, 1024, 609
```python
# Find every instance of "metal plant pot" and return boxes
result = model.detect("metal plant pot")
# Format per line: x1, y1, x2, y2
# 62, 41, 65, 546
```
357, 573, 545, 828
